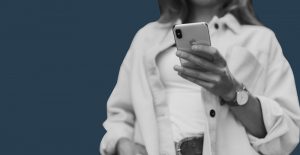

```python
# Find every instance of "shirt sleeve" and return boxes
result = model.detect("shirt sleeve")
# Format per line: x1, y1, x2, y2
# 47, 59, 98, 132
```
247, 32, 300, 155
99, 36, 138, 155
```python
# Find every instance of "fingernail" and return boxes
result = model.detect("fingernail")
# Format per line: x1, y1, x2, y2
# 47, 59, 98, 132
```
173, 65, 181, 71
191, 45, 197, 50
176, 50, 182, 56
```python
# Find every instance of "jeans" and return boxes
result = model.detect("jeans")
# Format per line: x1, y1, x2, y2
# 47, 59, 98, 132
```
175, 136, 204, 155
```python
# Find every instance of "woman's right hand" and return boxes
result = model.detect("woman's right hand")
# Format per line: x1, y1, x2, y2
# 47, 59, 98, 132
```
116, 138, 148, 155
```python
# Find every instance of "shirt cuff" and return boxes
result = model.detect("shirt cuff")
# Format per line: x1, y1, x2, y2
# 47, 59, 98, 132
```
100, 123, 134, 155
247, 95, 289, 149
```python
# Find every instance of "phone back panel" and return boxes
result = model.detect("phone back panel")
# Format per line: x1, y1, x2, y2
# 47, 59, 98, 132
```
173, 22, 211, 51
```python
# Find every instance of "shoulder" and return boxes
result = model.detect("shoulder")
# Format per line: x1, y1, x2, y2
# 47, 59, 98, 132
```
239, 25, 277, 42
238, 25, 286, 64
132, 21, 159, 43
237, 25, 280, 52
130, 21, 172, 49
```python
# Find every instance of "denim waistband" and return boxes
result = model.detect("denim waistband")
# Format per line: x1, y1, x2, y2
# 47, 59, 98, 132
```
175, 136, 204, 155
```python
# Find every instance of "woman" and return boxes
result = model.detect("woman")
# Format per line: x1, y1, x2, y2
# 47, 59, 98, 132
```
100, 0, 300, 155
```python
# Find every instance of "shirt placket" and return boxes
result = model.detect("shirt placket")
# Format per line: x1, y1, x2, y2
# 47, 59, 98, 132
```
202, 88, 219, 155
146, 40, 177, 155
205, 20, 224, 155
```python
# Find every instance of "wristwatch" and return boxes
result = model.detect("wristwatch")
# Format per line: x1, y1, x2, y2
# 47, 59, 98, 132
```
221, 84, 249, 106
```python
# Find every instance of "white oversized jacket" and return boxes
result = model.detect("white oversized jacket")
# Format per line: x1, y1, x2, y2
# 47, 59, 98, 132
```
100, 14, 300, 155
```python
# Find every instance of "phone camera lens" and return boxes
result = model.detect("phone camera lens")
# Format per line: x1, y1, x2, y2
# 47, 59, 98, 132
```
175, 29, 182, 39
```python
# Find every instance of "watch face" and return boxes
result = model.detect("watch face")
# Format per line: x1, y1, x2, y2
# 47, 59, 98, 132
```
237, 90, 248, 105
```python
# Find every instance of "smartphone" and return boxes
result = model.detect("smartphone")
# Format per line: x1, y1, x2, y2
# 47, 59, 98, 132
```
173, 22, 212, 64
173, 22, 211, 49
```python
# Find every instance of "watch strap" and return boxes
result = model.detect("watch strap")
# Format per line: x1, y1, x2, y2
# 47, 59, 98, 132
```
220, 84, 247, 106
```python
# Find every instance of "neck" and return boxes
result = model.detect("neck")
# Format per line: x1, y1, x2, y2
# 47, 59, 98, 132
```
185, 3, 223, 23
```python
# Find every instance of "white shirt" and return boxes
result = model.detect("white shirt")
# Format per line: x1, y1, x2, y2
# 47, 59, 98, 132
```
100, 13, 300, 155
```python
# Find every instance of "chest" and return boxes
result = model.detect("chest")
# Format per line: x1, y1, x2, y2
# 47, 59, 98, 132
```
141, 27, 268, 95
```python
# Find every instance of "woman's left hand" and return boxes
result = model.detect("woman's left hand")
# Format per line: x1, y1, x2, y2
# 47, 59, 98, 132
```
174, 44, 240, 101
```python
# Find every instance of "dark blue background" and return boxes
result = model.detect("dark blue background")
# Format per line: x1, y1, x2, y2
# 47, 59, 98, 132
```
0, 0, 299, 155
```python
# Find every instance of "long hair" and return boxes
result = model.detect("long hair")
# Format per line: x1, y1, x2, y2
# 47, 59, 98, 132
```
157, 0, 262, 25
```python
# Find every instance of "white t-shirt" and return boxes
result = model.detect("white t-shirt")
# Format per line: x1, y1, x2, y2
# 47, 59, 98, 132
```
156, 46, 207, 142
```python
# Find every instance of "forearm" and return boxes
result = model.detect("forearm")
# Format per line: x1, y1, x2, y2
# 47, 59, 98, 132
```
229, 93, 267, 138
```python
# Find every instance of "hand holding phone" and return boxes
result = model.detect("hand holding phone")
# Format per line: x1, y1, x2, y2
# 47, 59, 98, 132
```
172, 23, 236, 102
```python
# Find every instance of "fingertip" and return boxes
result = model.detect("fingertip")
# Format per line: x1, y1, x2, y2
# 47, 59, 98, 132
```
173, 65, 181, 71
191, 45, 198, 51
192, 44, 207, 52
176, 50, 181, 56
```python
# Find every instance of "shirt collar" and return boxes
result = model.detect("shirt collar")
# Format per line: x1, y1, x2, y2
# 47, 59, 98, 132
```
152, 13, 241, 56
174, 13, 241, 34
217, 13, 241, 34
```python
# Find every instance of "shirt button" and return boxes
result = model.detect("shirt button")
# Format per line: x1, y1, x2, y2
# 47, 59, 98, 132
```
210, 109, 216, 117
214, 23, 219, 29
